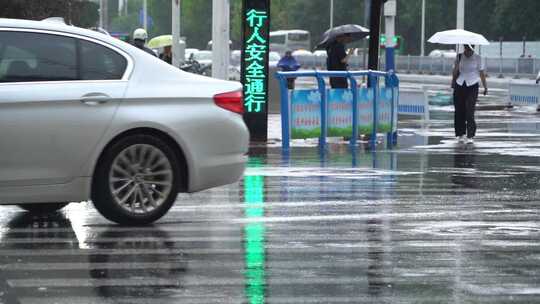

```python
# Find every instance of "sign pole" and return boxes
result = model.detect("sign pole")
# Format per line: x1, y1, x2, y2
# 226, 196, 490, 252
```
241, 0, 271, 142
384, 0, 396, 71
368, 0, 384, 71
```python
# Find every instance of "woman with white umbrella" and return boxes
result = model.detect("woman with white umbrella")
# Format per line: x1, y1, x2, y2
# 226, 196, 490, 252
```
429, 29, 490, 144
451, 44, 488, 144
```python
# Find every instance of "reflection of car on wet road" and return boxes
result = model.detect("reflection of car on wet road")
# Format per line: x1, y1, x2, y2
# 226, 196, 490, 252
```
0, 18, 249, 225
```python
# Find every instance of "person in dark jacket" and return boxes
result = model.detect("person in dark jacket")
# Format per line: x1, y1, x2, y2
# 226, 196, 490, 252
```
132, 28, 156, 57
326, 34, 354, 89
160, 45, 172, 64
277, 51, 301, 89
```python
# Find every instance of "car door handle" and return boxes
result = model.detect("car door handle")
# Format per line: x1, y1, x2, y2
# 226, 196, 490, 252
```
80, 93, 111, 105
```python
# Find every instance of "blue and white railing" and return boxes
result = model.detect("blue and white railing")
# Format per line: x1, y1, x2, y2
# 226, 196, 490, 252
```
276, 70, 400, 151
509, 82, 540, 106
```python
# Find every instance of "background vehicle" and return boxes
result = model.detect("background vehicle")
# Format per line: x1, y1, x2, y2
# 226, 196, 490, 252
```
313, 50, 328, 57
0, 18, 249, 225
192, 50, 213, 76
228, 50, 280, 81
230, 50, 280, 68
270, 30, 311, 55
429, 49, 457, 58
184, 48, 199, 60
269, 51, 281, 67
180, 53, 203, 74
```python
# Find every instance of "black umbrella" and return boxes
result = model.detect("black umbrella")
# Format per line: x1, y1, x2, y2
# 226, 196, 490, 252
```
316, 24, 370, 49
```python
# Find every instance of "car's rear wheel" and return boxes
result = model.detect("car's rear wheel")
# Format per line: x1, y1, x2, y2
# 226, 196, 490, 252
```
92, 134, 181, 225
18, 203, 69, 213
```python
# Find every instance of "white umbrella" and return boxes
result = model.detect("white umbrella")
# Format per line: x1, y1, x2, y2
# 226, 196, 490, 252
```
428, 29, 489, 46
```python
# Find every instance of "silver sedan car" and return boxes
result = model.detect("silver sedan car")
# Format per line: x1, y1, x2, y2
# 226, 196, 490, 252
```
0, 19, 249, 224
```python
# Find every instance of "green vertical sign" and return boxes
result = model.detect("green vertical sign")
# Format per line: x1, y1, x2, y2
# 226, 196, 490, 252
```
241, 0, 271, 142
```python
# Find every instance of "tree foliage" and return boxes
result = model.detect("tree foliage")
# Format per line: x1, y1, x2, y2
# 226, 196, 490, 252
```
3, 0, 540, 54
0, 0, 98, 28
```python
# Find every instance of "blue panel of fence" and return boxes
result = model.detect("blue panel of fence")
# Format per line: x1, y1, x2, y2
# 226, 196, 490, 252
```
275, 70, 399, 151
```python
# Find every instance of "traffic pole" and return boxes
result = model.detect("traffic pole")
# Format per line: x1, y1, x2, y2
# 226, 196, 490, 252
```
368, 0, 384, 71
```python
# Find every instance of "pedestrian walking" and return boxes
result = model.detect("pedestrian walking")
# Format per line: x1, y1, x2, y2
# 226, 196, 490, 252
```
132, 28, 156, 57
277, 50, 301, 89
451, 44, 488, 144
326, 34, 354, 89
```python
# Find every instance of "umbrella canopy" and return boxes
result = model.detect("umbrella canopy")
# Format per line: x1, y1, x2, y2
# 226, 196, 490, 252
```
316, 24, 369, 49
428, 29, 489, 46
148, 35, 173, 48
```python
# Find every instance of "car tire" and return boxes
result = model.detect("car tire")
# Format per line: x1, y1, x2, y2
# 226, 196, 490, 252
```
18, 203, 69, 213
92, 134, 181, 225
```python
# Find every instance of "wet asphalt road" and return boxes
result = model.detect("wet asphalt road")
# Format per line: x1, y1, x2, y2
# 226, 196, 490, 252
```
1, 103, 540, 303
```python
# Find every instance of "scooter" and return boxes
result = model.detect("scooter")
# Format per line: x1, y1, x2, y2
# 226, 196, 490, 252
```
180, 54, 203, 74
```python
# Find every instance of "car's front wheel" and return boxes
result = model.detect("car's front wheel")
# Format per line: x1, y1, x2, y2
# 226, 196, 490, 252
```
92, 134, 181, 225
18, 203, 69, 213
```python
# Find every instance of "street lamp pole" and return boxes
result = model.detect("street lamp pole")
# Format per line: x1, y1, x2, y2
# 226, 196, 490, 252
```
99, 0, 108, 30
99, 0, 103, 28
421, 0, 425, 56
143, 0, 148, 31
330, 0, 334, 28
457, 0, 464, 29
212, 0, 230, 80
172, 0, 183, 68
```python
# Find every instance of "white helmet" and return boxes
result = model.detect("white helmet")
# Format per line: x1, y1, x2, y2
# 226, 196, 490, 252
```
133, 28, 148, 41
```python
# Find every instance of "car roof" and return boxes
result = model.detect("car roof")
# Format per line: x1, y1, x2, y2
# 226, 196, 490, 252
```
0, 18, 127, 49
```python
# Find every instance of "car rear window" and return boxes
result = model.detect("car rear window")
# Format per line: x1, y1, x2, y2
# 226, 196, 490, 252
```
0, 31, 77, 82
80, 40, 127, 80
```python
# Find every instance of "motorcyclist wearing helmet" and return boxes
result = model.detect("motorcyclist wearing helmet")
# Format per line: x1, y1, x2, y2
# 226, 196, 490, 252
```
132, 28, 156, 56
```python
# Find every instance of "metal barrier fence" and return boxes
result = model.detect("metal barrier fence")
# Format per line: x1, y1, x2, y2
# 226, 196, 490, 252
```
275, 70, 399, 151
293, 55, 540, 78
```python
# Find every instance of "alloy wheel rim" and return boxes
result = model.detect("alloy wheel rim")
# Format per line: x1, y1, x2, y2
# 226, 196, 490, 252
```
109, 144, 173, 214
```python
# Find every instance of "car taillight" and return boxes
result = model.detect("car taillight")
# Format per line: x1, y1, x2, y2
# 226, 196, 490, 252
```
214, 91, 244, 115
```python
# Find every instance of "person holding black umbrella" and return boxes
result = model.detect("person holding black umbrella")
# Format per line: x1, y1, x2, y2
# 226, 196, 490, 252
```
317, 24, 369, 89
326, 34, 355, 89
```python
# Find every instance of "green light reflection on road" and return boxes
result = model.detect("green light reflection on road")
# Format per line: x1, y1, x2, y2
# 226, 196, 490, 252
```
243, 157, 266, 304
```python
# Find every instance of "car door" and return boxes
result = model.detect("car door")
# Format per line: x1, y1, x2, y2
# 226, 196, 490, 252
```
0, 29, 130, 187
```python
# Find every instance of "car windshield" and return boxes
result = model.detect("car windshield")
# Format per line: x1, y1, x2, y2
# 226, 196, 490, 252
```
194, 51, 212, 61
